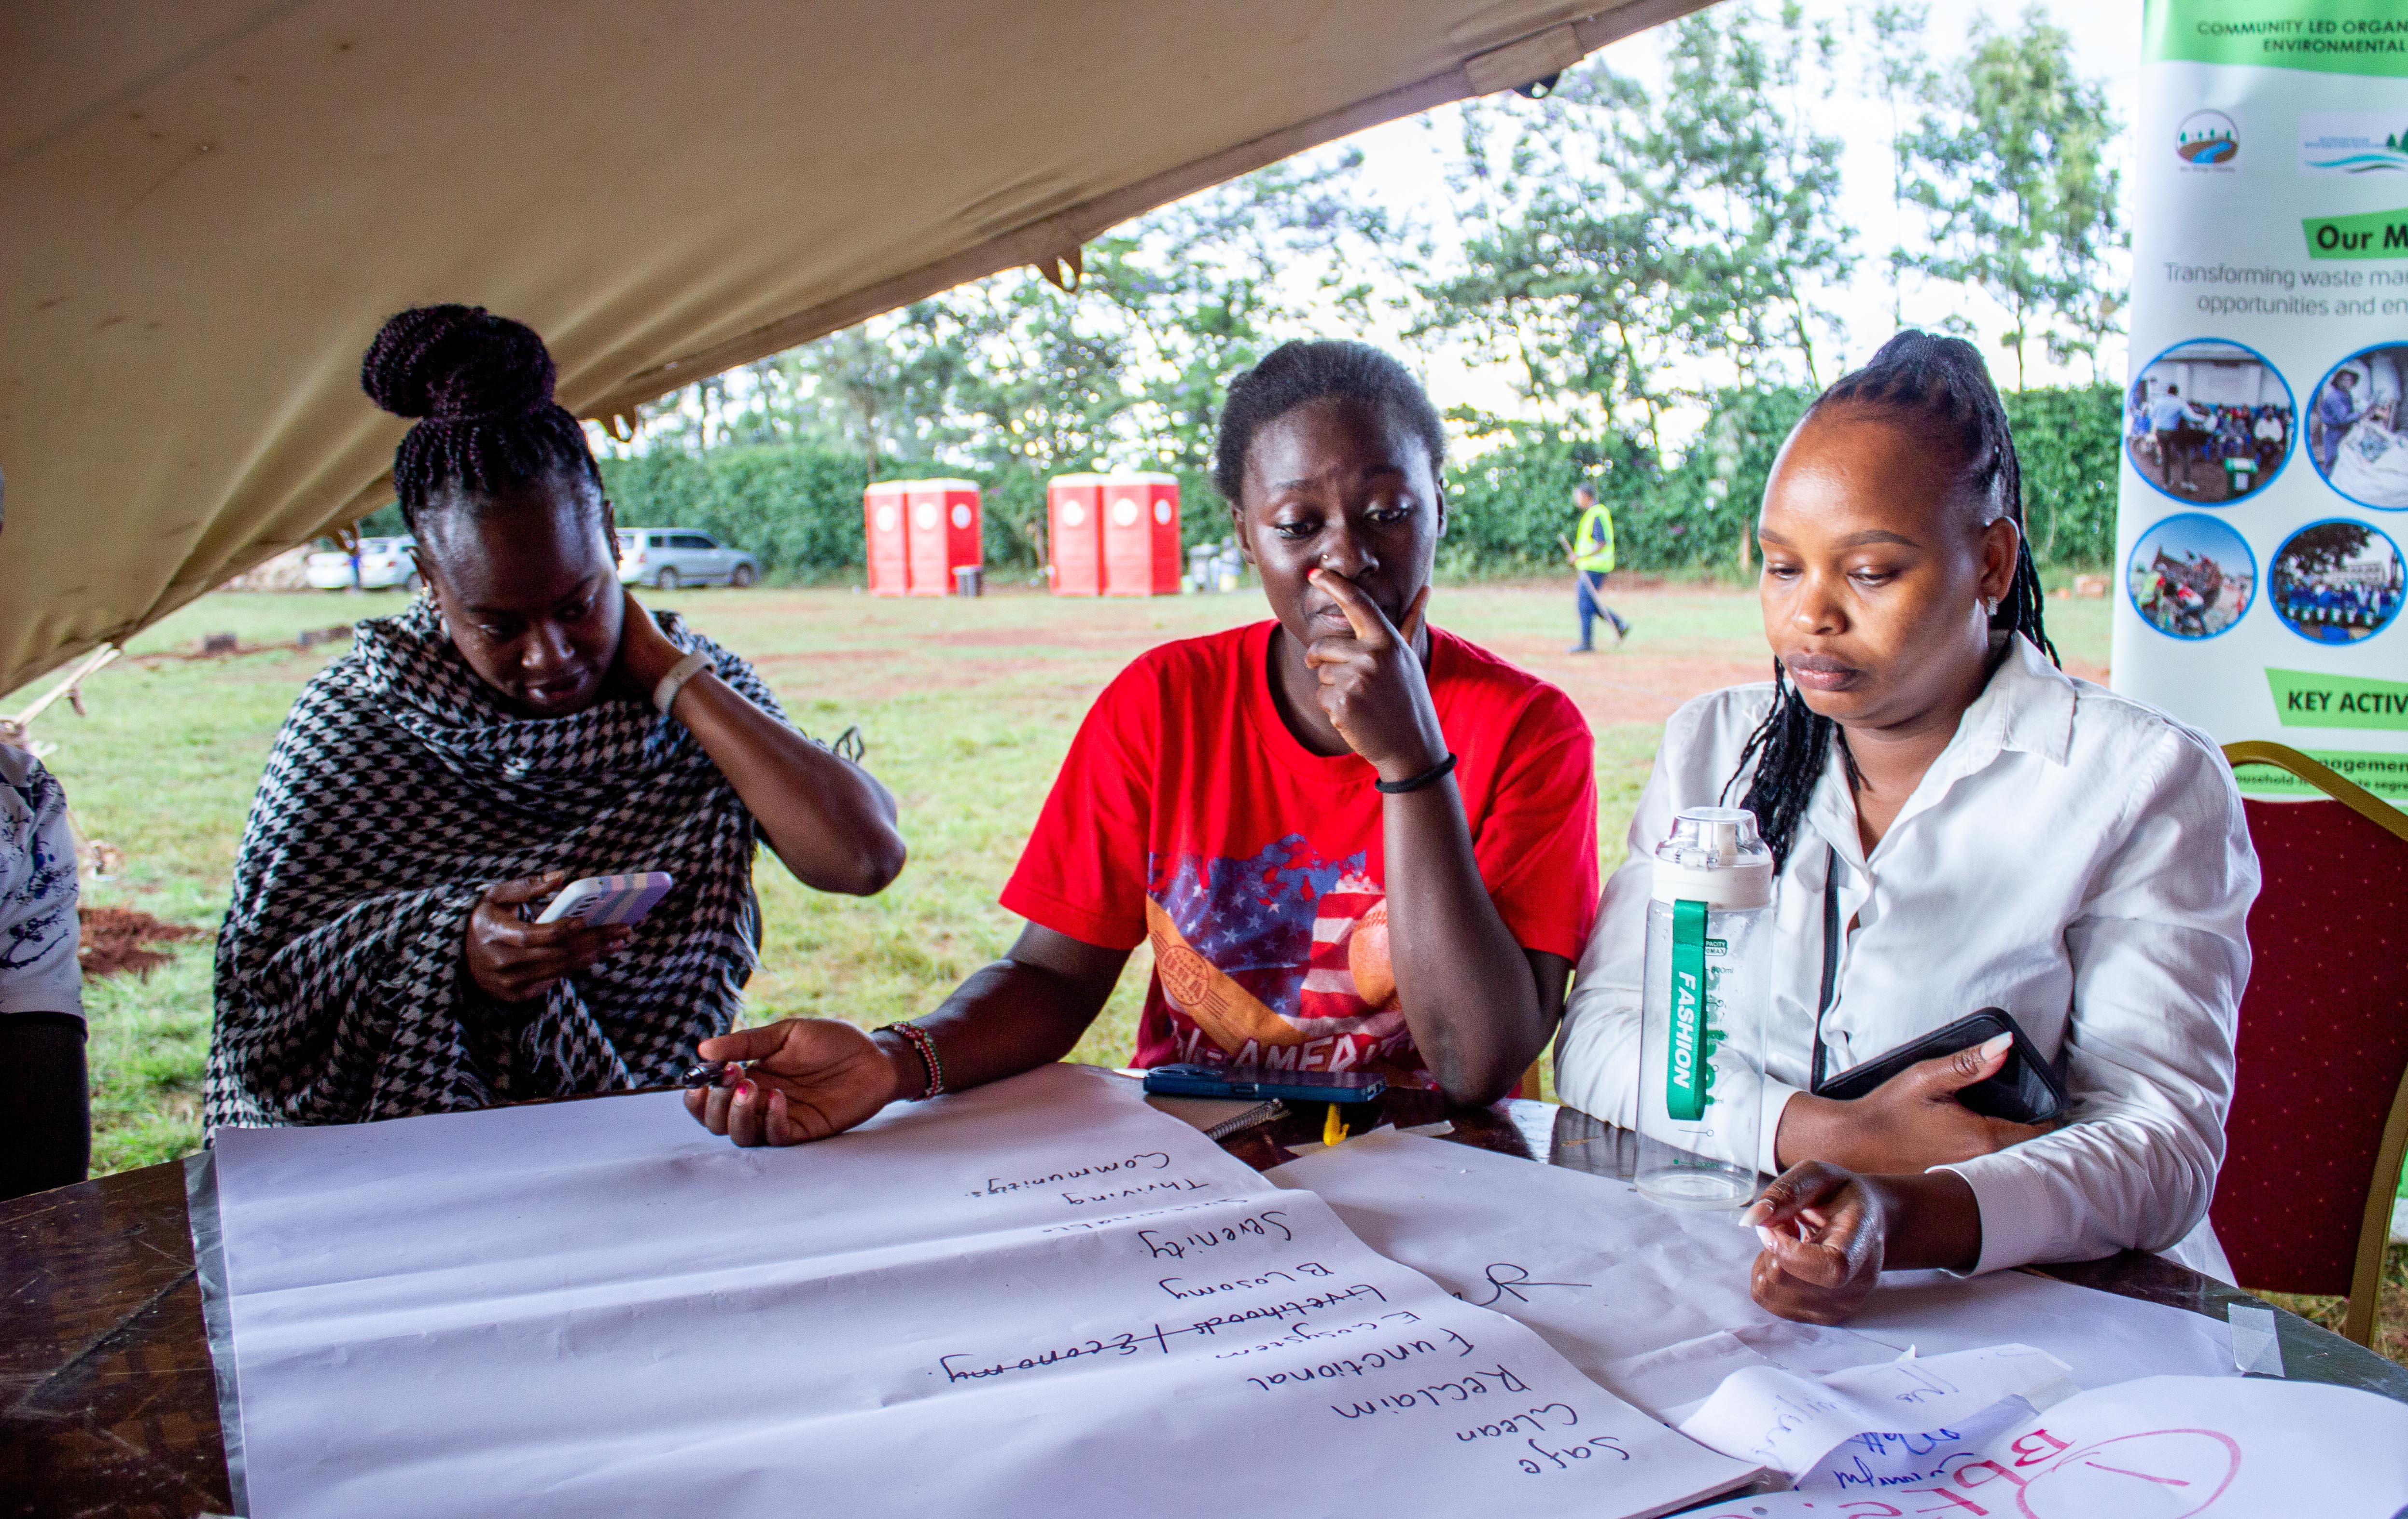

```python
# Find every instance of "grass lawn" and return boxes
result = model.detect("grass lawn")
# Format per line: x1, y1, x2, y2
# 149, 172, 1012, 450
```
47, 580, 2408, 1361
47, 575, 2108, 1175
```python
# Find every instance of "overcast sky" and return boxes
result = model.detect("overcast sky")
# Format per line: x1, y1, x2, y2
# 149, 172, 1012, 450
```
1339, 0, 2143, 432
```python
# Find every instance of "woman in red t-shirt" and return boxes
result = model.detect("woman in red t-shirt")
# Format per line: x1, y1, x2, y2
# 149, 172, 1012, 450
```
689, 341, 1599, 1145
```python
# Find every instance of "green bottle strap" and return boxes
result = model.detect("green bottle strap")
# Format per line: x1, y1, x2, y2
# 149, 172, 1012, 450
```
1666, 898, 1709, 1121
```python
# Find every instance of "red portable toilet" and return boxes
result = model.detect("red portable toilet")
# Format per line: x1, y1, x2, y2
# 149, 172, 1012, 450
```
1047, 473, 1106, 596
905, 479, 981, 596
864, 481, 910, 597
1101, 472, 1181, 596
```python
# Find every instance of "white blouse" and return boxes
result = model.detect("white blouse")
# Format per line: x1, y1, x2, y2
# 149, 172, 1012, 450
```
1555, 636, 2259, 1278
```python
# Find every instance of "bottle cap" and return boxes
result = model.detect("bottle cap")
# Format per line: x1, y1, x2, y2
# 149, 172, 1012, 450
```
1652, 806, 1774, 908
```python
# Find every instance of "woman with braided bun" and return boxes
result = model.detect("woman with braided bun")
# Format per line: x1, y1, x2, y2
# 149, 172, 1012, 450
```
1554, 332, 2258, 1323
205, 305, 904, 1129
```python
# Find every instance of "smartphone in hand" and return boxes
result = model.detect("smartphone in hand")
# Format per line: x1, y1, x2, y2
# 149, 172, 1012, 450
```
535, 872, 676, 927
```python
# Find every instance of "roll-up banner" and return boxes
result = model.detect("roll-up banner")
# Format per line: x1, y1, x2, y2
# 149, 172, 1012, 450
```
2117, 0, 2408, 803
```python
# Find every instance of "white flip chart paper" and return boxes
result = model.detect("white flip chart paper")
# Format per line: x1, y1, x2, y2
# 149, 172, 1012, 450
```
1676, 1343, 2078, 1482
1670, 1376, 2408, 1517
1267, 1132, 2237, 1396
208, 1065, 1754, 1519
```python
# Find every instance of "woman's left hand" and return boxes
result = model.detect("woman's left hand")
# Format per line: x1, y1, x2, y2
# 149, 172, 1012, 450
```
1303, 571, 1448, 784
1744, 1161, 1886, 1325
610, 589, 688, 697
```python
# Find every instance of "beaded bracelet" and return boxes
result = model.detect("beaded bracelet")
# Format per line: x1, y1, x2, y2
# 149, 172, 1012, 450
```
881, 1020, 946, 1099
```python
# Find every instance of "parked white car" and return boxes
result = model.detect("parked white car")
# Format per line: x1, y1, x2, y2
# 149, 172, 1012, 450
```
305, 537, 419, 591
616, 529, 758, 589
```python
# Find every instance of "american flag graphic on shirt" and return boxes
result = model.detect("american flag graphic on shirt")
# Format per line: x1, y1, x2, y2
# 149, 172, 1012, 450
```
1146, 833, 1410, 1074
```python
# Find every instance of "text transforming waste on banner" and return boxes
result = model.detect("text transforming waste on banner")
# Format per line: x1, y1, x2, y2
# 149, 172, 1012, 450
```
2117, 0, 2408, 802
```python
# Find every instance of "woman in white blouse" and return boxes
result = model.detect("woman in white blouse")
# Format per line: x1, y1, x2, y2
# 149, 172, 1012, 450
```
1555, 333, 2258, 1324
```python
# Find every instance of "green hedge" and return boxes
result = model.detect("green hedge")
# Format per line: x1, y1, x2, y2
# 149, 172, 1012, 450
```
1442, 383, 2119, 576
600, 448, 870, 580
2003, 385, 2121, 569
346, 385, 2119, 581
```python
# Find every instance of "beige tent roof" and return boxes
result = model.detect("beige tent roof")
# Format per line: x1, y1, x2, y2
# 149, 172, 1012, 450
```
1, 0, 1705, 694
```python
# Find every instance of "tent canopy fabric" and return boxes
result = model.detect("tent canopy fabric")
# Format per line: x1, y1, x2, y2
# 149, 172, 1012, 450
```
1, 0, 1704, 695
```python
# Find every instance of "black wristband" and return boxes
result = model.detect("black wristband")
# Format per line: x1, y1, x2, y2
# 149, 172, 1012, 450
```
1374, 752, 1457, 794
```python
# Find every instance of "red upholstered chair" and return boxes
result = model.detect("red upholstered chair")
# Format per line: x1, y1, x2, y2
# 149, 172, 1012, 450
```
2210, 741, 2408, 1346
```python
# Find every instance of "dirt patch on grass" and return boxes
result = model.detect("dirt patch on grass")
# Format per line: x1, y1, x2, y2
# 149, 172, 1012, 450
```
80, 907, 205, 979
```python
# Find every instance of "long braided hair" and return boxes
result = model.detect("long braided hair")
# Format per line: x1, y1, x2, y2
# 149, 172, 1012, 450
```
360, 304, 603, 532
1724, 331, 2059, 869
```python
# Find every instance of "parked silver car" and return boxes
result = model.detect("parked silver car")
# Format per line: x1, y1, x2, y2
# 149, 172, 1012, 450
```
615, 529, 759, 589
305, 537, 419, 591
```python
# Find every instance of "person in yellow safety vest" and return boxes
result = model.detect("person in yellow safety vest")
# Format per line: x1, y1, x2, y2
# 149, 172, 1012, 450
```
1567, 482, 1629, 652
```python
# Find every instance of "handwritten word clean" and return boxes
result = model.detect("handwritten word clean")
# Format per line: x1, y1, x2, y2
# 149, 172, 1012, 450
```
1457, 1403, 1582, 1440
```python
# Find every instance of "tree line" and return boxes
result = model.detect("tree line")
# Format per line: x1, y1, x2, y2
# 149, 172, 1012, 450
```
545, 1, 2128, 580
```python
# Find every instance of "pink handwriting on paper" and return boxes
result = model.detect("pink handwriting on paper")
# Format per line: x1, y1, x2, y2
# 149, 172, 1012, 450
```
1693, 1421, 2243, 1518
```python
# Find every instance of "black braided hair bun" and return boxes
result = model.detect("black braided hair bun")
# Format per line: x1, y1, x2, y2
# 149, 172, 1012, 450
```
360, 304, 557, 422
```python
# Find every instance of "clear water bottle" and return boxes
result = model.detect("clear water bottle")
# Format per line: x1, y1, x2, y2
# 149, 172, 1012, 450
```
1636, 806, 1774, 1209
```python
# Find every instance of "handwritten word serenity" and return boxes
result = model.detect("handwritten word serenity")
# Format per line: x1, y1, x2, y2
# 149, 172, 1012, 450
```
1139, 1209, 1294, 1260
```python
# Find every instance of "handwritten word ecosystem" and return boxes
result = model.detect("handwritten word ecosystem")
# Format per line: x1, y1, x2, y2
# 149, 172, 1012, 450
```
198, 1066, 2408, 1518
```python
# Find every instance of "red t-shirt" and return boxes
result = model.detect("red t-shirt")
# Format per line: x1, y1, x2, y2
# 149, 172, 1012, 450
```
1001, 621, 1599, 1085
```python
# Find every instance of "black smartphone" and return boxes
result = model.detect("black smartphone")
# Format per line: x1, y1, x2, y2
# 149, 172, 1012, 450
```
1812, 1008, 2067, 1124
1142, 1064, 1388, 1105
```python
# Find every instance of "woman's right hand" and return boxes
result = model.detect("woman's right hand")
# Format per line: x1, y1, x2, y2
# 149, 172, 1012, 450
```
684, 1018, 915, 1146
464, 871, 633, 1003
1774, 1034, 2051, 1174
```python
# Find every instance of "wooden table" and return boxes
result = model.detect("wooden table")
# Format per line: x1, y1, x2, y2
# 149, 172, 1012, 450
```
10, 1089, 2406, 1518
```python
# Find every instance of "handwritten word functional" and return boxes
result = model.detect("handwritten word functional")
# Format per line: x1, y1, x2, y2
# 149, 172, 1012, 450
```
1236, 1327, 1480, 1391
1328, 1364, 1532, 1419
972, 1152, 1170, 1198
1138, 1209, 1294, 1259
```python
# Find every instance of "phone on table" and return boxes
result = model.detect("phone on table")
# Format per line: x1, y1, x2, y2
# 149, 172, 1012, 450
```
1813, 1008, 2067, 1125
1142, 1063, 1388, 1105
535, 872, 676, 927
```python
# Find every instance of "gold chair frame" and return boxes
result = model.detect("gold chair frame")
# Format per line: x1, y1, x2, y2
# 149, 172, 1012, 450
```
2225, 739, 2408, 1347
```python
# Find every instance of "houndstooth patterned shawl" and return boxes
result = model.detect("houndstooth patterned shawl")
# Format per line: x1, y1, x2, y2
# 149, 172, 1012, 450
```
205, 600, 776, 1131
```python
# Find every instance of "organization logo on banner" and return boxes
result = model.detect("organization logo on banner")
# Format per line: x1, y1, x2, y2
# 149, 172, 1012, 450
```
2178, 110, 2241, 167
2301, 113, 2408, 174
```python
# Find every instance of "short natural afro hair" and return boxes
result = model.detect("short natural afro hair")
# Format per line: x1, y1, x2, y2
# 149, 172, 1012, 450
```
1212, 340, 1447, 504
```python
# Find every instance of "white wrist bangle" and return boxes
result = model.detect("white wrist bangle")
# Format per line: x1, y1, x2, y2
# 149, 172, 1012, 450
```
652, 650, 713, 715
